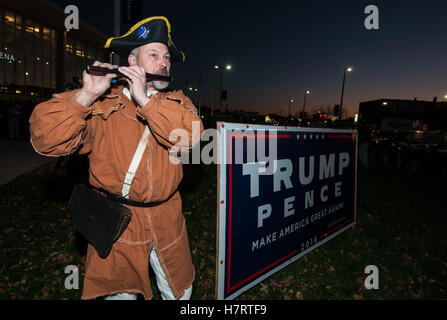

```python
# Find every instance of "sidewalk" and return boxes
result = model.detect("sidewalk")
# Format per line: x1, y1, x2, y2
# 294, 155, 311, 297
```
0, 139, 54, 186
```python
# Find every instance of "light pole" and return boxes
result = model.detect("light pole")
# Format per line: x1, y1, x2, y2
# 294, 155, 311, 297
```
112, 0, 120, 65
288, 98, 294, 118
214, 64, 231, 112
302, 90, 310, 118
197, 72, 202, 117
210, 87, 215, 117
188, 87, 199, 105
339, 66, 352, 120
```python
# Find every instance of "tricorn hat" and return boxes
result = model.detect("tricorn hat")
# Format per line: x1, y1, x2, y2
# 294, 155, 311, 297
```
104, 16, 185, 63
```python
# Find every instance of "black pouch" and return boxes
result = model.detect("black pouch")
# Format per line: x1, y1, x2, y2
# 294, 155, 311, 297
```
68, 184, 132, 258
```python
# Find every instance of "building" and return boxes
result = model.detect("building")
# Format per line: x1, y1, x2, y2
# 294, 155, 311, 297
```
0, 0, 110, 100
359, 98, 447, 132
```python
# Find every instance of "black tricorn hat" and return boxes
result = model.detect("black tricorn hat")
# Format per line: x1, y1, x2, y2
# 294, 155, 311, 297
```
104, 16, 185, 63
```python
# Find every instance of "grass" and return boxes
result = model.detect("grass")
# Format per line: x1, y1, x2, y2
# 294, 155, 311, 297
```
0, 158, 446, 300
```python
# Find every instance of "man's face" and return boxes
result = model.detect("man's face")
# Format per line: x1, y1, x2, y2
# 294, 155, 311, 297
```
129, 42, 171, 90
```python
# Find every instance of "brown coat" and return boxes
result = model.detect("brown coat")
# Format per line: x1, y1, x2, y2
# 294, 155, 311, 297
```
29, 85, 203, 299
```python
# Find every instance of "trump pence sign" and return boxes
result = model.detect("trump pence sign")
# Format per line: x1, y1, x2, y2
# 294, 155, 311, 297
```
216, 122, 358, 300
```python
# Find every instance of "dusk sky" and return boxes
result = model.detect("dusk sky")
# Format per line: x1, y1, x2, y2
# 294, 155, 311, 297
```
51, 0, 447, 117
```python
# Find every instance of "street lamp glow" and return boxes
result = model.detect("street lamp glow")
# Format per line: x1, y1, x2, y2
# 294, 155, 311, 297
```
444, 94, 447, 99
287, 98, 294, 117
213, 64, 233, 112
339, 66, 353, 120
302, 90, 311, 118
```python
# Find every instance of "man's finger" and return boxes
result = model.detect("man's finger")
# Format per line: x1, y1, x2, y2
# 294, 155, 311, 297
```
123, 78, 132, 87
99, 62, 116, 70
119, 67, 141, 79
105, 63, 119, 70
121, 66, 145, 77
128, 66, 145, 75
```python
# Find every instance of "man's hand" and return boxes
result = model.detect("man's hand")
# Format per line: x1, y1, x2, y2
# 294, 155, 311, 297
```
118, 66, 150, 107
74, 61, 118, 107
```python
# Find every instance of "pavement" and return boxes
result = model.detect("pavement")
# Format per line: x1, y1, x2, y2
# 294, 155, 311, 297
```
0, 139, 54, 186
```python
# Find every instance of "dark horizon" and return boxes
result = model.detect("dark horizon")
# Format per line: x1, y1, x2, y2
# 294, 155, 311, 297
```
49, 0, 447, 117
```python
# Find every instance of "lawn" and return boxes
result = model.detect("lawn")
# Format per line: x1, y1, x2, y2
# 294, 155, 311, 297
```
0, 158, 446, 300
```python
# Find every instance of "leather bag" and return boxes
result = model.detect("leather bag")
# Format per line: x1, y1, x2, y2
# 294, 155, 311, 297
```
68, 184, 132, 258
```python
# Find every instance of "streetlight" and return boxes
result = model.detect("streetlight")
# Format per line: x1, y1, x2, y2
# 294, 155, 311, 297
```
214, 64, 232, 111
302, 90, 310, 118
188, 87, 199, 106
287, 98, 294, 118
339, 66, 353, 120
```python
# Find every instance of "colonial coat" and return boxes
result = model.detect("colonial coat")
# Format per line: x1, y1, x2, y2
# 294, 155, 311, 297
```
29, 85, 203, 299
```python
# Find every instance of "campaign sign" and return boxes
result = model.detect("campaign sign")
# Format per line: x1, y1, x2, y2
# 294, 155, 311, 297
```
216, 122, 358, 300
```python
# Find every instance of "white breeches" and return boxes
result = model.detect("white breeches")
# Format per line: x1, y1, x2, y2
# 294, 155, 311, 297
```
105, 247, 192, 300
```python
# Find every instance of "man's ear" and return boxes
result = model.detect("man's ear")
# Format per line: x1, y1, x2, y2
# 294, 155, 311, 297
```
128, 54, 137, 66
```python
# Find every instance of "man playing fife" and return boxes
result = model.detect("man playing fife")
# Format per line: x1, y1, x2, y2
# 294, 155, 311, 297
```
29, 16, 203, 300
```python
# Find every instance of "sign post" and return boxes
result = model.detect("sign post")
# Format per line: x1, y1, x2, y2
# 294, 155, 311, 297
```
216, 122, 358, 300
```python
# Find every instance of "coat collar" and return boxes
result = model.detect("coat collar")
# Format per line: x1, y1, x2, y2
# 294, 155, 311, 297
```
90, 86, 125, 119
90, 85, 174, 120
